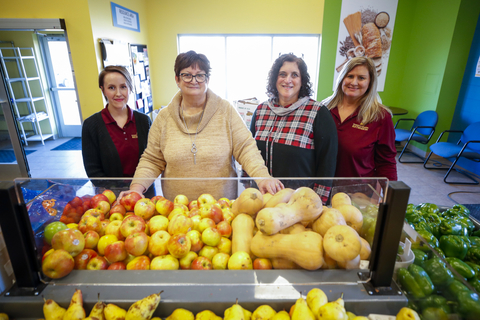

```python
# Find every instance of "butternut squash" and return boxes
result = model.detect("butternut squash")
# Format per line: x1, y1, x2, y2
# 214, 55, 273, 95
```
262, 193, 273, 207
335, 204, 363, 232
323, 225, 362, 263
321, 251, 338, 269
232, 188, 264, 216
255, 187, 323, 235
312, 207, 346, 236
264, 188, 295, 208
250, 231, 324, 270
331, 192, 352, 208
271, 258, 301, 269
359, 237, 371, 260
231, 213, 255, 258
279, 223, 306, 235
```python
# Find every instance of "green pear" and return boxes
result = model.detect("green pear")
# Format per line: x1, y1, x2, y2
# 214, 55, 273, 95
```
104, 304, 127, 320
166, 308, 194, 320
224, 302, 245, 320
272, 311, 290, 320
306, 288, 328, 318
292, 297, 315, 320
43, 298, 66, 320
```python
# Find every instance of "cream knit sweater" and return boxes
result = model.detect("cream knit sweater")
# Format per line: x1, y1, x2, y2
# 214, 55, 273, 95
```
132, 89, 270, 201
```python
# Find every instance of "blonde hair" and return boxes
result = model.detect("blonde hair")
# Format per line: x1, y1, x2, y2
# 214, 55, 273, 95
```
322, 57, 391, 124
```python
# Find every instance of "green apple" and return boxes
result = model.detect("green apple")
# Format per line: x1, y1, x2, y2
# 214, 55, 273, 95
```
44, 221, 68, 245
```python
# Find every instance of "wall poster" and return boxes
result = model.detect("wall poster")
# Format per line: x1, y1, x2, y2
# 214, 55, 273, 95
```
334, 0, 399, 91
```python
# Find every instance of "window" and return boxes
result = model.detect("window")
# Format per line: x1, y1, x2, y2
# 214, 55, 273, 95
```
178, 35, 320, 103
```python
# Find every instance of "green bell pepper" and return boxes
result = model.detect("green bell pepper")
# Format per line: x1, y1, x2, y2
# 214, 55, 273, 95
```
407, 263, 435, 296
419, 295, 451, 314
453, 204, 470, 215
435, 247, 446, 259
412, 249, 429, 267
406, 213, 426, 225
457, 291, 480, 320
443, 208, 465, 219
407, 299, 421, 313
460, 235, 472, 250
472, 229, 480, 238
439, 235, 468, 260
465, 261, 480, 276
412, 229, 439, 252
468, 276, 480, 293
414, 221, 432, 233
439, 218, 468, 236
397, 267, 425, 299
447, 279, 471, 301
445, 257, 476, 280
470, 236, 480, 247
424, 213, 442, 225
429, 222, 442, 239
423, 256, 455, 288
421, 307, 448, 320
418, 202, 440, 215
466, 247, 480, 265
454, 215, 475, 235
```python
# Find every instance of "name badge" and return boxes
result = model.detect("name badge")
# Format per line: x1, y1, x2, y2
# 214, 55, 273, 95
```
131, 133, 138, 139
352, 123, 368, 131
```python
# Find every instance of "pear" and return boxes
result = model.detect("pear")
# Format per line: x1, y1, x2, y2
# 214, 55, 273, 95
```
306, 288, 328, 318
166, 308, 194, 320
252, 305, 276, 319
224, 300, 245, 320
104, 304, 127, 320
352, 317, 369, 320
195, 310, 222, 320
0, 313, 8, 320
43, 298, 66, 320
291, 297, 315, 320
89, 296, 106, 320
346, 311, 357, 320
125, 291, 162, 320
63, 289, 86, 320
272, 311, 290, 320
396, 307, 420, 320
317, 301, 347, 320
224, 299, 251, 320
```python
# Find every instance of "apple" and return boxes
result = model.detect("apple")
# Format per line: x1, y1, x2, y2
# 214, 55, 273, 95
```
212, 253, 230, 270
66, 223, 78, 230
179, 251, 198, 269
97, 234, 118, 256
198, 245, 219, 261
51, 228, 85, 257
198, 218, 216, 233
102, 189, 116, 205
134, 198, 156, 221
120, 192, 143, 211
187, 208, 200, 218
191, 256, 213, 270
42, 248, 55, 263
167, 233, 191, 259
83, 230, 100, 250
120, 215, 146, 238
126, 255, 150, 270
94, 200, 111, 217
108, 261, 126, 270
217, 198, 231, 210
216, 221, 232, 238
123, 253, 136, 265
125, 211, 135, 217
216, 237, 232, 255
81, 194, 92, 210
124, 232, 149, 256
148, 215, 169, 235
222, 208, 235, 224
188, 200, 199, 211
186, 230, 204, 252
202, 227, 221, 247
168, 214, 193, 235
109, 212, 124, 222
253, 258, 273, 270
87, 256, 109, 270
148, 230, 171, 256
191, 215, 202, 232
78, 215, 103, 234
73, 249, 98, 270
228, 251, 253, 270
174, 194, 190, 207
155, 198, 174, 216
168, 207, 187, 221
44, 221, 68, 245
99, 220, 109, 236
104, 220, 125, 240
199, 204, 223, 224
82, 208, 105, 221
197, 194, 216, 208
110, 203, 126, 216
150, 195, 165, 205
150, 255, 179, 270
104, 241, 128, 263
90, 193, 110, 209
42, 249, 74, 279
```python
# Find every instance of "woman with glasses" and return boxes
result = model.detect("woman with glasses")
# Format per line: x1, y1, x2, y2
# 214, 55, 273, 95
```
250, 53, 338, 204
122, 51, 282, 202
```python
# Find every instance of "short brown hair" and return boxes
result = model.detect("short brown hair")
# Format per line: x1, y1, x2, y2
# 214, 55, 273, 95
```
174, 51, 211, 77
98, 65, 133, 92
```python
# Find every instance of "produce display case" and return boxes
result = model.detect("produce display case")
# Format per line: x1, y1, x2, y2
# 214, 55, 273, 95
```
0, 177, 411, 318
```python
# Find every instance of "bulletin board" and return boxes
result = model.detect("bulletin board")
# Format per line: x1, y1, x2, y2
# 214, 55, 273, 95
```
130, 44, 152, 114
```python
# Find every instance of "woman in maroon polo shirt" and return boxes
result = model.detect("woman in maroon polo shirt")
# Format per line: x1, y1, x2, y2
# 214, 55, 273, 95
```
321, 57, 397, 181
81, 66, 153, 195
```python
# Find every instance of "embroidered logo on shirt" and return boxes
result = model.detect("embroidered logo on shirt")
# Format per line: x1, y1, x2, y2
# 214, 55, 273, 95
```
352, 123, 368, 131
132, 133, 138, 138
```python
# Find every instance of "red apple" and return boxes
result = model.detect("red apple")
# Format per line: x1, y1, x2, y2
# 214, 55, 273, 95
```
222, 208, 235, 224
90, 193, 110, 209
104, 220, 125, 240
74, 249, 98, 270
87, 256, 109, 270
198, 218, 216, 233
186, 230, 204, 253
253, 258, 273, 270
120, 215, 146, 238
124, 232, 149, 256
150, 195, 165, 205
51, 228, 85, 257
42, 249, 74, 279
120, 192, 143, 211
155, 197, 174, 216
174, 194, 190, 207
202, 227, 221, 247
179, 251, 198, 269
148, 230, 171, 256
104, 241, 128, 263
83, 230, 100, 250
197, 194, 216, 208
198, 245, 219, 261
167, 233, 191, 259
168, 214, 193, 235
126, 255, 150, 270
212, 253, 230, 270
199, 204, 223, 224
216, 199, 231, 210
134, 198, 156, 221
102, 189, 116, 205
216, 221, 232, 238
228, 251, 253, 270
188, 200, 199, 211
94, 200, 111, 217
82, 208, 105, 221
110, 203, 127, 216
148, 215, 169, 235
108, 261, 126, 270
217, 237, 232, 255
97, 234, 118, 256
150, 255, 179, 270
191, 256, 213, 270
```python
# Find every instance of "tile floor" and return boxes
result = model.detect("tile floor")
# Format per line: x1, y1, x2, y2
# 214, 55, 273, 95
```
18, 138, 480, 207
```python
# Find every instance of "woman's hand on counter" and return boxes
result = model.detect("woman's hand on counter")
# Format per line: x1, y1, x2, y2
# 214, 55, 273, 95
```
257, 178, 284, 195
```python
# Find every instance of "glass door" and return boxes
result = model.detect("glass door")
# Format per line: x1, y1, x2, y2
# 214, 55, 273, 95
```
38, 34, 81, 137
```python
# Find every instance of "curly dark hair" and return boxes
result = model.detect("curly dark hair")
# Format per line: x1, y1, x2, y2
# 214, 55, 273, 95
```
174, 50, 211, 78
266, 53, 312, 100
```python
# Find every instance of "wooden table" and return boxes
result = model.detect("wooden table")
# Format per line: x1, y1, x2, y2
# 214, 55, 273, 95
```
389, 107, 408, 116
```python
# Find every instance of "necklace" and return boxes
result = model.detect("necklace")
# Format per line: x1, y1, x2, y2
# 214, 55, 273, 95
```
181, 103, 205, 164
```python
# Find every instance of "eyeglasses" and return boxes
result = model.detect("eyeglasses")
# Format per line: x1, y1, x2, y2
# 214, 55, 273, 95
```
180, 73, 208, 83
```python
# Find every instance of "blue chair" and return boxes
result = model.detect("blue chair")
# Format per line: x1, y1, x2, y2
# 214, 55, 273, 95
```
394, 110, 438, 163
423, 121, 480, 184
